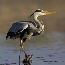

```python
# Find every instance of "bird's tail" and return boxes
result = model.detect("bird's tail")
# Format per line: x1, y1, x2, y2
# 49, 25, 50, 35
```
6, 32, 16, 40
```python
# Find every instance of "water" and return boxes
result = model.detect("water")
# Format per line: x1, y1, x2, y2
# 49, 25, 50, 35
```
0, 31, 65, 65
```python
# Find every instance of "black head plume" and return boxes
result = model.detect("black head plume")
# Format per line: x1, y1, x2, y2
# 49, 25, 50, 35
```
30, 9, 41, 17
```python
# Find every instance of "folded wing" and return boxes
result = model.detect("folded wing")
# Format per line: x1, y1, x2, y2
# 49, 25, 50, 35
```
6, 22, 28, 39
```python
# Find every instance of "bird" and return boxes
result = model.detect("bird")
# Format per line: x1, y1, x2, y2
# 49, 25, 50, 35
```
6, 9, 56, 50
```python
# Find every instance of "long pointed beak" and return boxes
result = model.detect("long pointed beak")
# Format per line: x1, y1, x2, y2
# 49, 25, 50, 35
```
45, 12, 56, 15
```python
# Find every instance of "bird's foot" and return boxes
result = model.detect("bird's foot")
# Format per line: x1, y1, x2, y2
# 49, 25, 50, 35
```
22, 54, 34, 64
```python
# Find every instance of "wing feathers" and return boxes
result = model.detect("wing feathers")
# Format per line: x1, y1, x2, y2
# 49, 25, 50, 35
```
6, 22, 28, 39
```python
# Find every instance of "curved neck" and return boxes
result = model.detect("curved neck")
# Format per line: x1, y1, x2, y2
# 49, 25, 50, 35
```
34, 15, 44, 33
30, 14, 44, 33
34, 14, 42, 28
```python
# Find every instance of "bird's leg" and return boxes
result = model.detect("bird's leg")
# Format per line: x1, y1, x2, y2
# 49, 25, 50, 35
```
27, 32, 33, 40
19, 39, 25, 65
20, 39, 24, 51
19, 39, 23, 65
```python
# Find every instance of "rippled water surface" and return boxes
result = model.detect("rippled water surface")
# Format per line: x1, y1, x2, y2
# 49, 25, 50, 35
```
0, 31, 65, 65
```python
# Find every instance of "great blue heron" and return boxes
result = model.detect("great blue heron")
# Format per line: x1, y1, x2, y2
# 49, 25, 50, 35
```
6, 9, 56, 50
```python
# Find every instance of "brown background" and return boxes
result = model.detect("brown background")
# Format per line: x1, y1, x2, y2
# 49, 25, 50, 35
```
0, 0, 65, 33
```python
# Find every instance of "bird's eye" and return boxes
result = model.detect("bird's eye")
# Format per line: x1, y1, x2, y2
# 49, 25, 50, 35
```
41, 10, 43, 12
45, 10, 48, 12
41, 10, 45, 13
41, 10, 48, 13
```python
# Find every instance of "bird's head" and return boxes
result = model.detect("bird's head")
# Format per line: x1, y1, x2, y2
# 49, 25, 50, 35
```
30, 9, 56, 18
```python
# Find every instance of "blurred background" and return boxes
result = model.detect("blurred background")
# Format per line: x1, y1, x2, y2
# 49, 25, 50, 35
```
0, 0, 65, 33
0, 0, 65, 65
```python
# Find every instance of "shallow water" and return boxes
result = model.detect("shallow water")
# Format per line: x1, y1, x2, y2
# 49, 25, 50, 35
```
0, 31, 65, 65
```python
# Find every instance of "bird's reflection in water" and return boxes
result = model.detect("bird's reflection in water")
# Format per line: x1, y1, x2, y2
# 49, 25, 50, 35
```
22, 51, 33, 65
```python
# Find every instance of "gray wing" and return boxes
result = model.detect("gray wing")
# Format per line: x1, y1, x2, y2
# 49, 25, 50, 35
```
6, 22, 28, 39
9, 22, 28, 32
